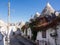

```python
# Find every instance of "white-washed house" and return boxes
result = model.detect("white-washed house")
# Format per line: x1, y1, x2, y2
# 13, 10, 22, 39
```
0, 20, 7, 45
36, 3, 60, 45
29, 3, 60, 45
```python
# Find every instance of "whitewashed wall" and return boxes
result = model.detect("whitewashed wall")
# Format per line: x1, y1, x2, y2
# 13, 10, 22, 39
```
0, 26, 7, 45
56, 25, 60, 45
23, 28, 32, 39
36, 29, 56, 45
27, 28, 32, 38
9, 26, 17, 37
36, 31, 42, 40
46, 29, 55, 45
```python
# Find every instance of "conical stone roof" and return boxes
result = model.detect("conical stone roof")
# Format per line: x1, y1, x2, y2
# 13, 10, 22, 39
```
41, 3, 55, 16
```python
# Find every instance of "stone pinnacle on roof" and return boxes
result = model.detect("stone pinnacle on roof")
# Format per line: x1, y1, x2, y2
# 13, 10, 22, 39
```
36, 12, 40, 15
46, 2, 52, 8
34, 12, 40, 18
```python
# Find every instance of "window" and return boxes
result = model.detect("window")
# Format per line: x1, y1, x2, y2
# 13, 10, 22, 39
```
42, 30, 46, 38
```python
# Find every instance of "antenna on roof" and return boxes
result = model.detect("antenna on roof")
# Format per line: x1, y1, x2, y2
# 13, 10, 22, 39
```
7, 0, 10, 45
8, 0, 10, 23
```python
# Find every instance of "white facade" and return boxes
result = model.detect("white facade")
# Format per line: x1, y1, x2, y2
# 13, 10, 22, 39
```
56, 25, 60, 45
27, 28, 32, 39
23, 28, 32, 39
0, 20, 7, 45
36, 25, 60, 45
36, 3, 60, 45
0, 20, 24, 45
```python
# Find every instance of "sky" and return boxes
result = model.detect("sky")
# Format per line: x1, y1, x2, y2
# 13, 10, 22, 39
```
0, 0, 60, 23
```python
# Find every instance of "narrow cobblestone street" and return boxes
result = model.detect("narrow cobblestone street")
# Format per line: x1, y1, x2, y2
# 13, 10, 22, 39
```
10, 35, 35, 45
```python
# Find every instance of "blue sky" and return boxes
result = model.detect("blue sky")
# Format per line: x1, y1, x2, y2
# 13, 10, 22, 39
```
0, 0, 60, 23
